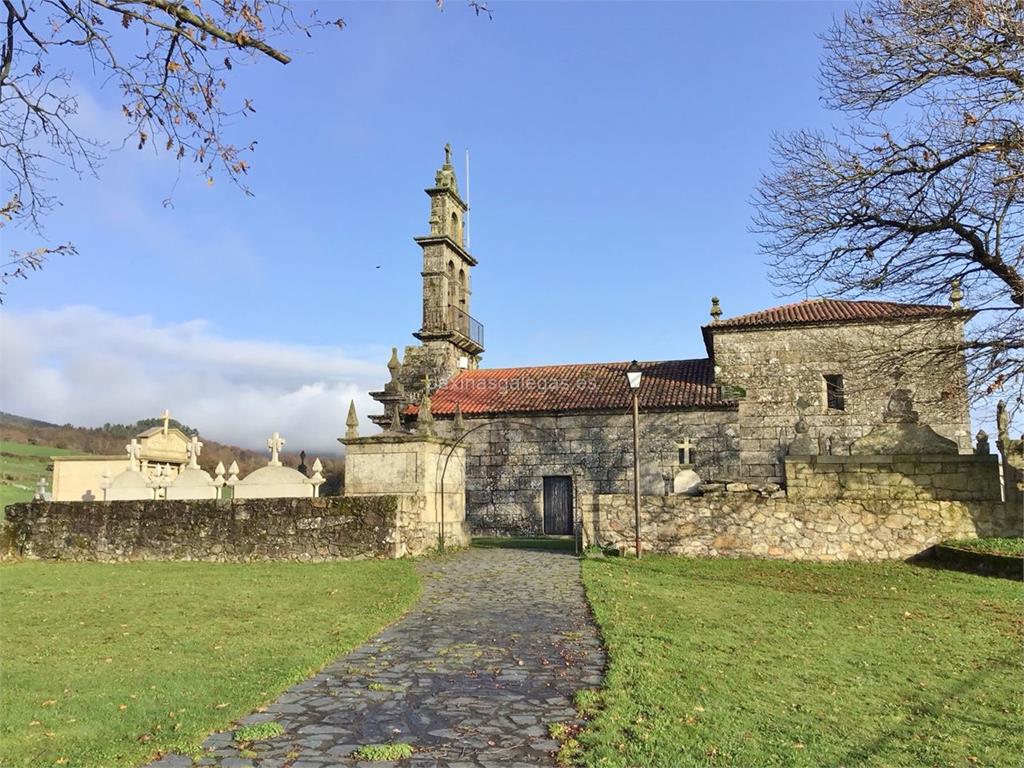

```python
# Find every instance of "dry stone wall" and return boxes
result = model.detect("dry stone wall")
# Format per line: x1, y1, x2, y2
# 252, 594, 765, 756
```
588, 491, 1021, 562
2, 497, 401, 562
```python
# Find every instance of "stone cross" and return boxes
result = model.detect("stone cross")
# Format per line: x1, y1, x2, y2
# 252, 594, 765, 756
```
187, 435, 203, 469
34, 476, 48, 501
444, 142, 452, 166
125, 438, 142, 470
678, 437, 694, 466
161, 409, 171, 434
267, 432, 285, 466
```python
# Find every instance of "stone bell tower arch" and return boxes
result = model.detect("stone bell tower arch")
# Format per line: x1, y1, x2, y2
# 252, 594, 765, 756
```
370, 145, 485, 427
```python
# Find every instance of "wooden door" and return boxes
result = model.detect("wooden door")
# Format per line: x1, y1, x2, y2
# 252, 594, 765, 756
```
543, 476, 573, 535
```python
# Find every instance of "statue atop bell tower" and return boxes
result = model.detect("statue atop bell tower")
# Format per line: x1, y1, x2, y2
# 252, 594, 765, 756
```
369, 145, 484, 428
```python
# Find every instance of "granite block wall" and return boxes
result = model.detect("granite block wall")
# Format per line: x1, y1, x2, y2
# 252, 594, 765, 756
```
785, 454, 1004, 502
709, 317, 973, 482
433, 409, 740, 535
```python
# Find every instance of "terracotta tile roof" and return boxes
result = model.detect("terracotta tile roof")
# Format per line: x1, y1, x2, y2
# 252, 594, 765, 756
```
409, 359, 731, 418
708, 298, 954, 330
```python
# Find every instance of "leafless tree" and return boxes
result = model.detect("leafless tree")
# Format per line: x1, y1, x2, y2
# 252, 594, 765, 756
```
754, 0, 1023, 416
0, 0, 353, 299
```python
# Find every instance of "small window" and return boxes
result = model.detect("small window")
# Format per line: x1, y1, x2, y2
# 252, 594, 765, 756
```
824, 374, 845, 411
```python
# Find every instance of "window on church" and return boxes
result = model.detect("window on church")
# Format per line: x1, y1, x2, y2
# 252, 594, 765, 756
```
824, 374, 845, 411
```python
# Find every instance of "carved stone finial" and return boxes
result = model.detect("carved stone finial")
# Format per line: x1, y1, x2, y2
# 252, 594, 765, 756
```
453, 404, 465, 434
346, 400, 360, 440
387, 347, 402, 381
996, 400, 1009, 447
950, 277, 964, 310
710, 296, 722, 323
390, 406, 403, 433
417, 387, 435, 436
975, 430, 991, 455
298, 450, 308, 476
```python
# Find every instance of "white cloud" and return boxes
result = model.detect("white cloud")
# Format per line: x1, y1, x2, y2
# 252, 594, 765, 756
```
0, 306, 389, 454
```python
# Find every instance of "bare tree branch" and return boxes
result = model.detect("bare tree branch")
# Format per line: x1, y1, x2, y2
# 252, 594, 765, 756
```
754, 0, 1024, 416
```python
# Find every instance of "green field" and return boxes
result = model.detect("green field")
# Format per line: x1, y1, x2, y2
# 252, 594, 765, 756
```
0, 560, 420, 768
0, 441, 82, 513
579, 556, 1023, 768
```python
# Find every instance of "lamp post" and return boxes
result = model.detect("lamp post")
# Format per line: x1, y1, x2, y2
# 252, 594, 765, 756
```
625, 360, 643, 559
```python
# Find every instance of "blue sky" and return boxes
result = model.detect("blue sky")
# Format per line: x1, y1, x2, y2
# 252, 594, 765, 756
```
2, 1, 852, 452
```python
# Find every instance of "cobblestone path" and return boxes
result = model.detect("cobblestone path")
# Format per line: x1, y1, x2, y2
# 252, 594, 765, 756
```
150, 548, 605, 768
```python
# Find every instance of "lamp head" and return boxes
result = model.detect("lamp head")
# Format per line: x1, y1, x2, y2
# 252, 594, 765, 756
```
626, 360, 643, 390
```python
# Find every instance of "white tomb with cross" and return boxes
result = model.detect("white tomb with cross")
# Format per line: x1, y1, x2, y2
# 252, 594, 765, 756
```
231, 432, 323, 499
166, 435, 220, 500
50, 409, 192, 501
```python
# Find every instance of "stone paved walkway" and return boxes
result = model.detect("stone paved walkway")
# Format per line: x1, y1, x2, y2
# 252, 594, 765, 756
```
149, 548, 605, 768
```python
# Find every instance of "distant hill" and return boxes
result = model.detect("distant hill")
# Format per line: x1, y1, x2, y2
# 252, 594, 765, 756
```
0, 412, 60, 430
0, 412, 343, 492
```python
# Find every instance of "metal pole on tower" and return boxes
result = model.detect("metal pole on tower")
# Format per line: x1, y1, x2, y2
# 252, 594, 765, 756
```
465, 148, 471, 249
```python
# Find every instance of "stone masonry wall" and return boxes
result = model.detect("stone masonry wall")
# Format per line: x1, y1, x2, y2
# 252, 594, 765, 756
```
433, 409, 739, 535
587, 491, 1022, 562
2, 497, 402, 562
710, 317, 973, 483
785, 454, 1003, 502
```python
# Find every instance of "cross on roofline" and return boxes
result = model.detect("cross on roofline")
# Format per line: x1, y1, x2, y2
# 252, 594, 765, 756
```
161, 409, 171, 435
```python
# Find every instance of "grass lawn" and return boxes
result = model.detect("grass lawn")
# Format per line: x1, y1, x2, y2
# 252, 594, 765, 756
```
943, 537, 1024, 557
580, 556, 1023, 768
0, 560, 419, 768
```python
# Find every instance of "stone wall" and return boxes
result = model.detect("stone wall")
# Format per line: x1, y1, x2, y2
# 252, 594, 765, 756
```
433, 409, 739, 535
709, 317, 973, 483
2, 497, 403, 562
586, 491, 1022, 562
342, 431, 471, 550
785, 454, 1003, 502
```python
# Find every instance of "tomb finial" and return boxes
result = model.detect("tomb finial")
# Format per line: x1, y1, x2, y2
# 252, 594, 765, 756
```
453, 404, 465, 435
267, 432, 285, 466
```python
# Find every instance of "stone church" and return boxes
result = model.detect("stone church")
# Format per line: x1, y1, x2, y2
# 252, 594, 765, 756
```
369, 147, 976, 536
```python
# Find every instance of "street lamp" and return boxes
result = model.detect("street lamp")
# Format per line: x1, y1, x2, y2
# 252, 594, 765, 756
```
625, 360, 643, 559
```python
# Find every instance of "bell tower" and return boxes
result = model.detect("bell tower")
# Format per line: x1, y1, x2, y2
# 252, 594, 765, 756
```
413, 143, 484, 359
369, 144, 484, 428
